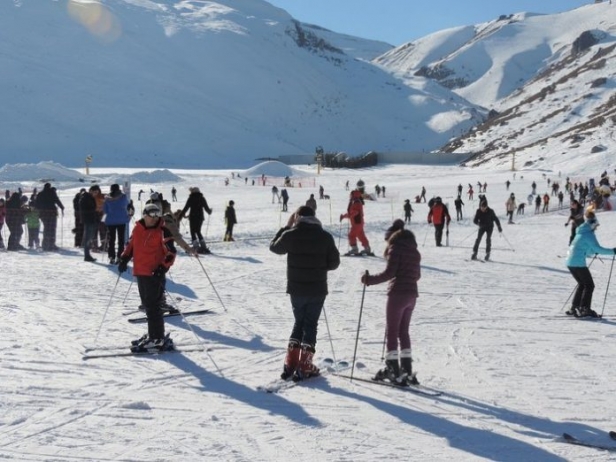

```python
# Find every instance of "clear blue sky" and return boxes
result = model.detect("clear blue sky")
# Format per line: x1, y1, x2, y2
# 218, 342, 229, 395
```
266, 0, 589, 45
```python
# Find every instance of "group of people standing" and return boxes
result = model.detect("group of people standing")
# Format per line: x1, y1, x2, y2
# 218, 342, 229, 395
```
1, 183, 65, 251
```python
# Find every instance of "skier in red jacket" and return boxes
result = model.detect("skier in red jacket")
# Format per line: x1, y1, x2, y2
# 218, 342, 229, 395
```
119, 204, 177, 352
427, 197, 451, 247
340, 190, 372, 256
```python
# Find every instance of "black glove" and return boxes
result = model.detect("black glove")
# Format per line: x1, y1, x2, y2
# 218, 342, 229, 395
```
153, 265, 168, 278
118, 258, 129, 274
613, 248, 616, 254
565, 222, 569, 227
498, 227, 503, 233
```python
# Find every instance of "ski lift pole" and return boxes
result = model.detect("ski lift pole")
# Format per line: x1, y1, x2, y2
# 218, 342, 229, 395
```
351, 271, 368, 381
600, 254, 615, 318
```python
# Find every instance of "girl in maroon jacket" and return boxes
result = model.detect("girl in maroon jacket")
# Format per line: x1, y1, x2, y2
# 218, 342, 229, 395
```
361, 219, 421, 385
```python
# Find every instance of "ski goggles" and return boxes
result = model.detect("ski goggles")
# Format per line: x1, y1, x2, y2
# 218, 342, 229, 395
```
143, 209, 161, 218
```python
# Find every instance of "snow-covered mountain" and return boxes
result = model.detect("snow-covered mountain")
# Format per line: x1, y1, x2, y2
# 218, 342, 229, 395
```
375, 3, 616, 173
0, 0, 480, 169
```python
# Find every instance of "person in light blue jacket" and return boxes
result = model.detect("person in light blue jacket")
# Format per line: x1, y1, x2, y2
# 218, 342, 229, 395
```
565, 209, 616, 317
103, 184, 130, 264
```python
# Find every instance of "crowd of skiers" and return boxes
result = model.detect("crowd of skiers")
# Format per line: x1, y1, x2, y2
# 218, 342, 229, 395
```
4, 170, 615, 384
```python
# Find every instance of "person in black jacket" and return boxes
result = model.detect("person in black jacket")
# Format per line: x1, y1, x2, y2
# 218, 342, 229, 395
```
35, 182, 65, 251
471, 199, 502, 261
79, 186, 100, 262
270, 205, 340, 381
566, 200, 585, 245
180, 187, 212, 254
224, 200, 237, 241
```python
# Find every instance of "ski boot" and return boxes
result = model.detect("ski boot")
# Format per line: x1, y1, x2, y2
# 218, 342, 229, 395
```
360, 246, 374, 256
565, 306, 579, 316
374, 355, 405, 386
400, 353, 419, 386
293, 344, 320, 381
345, 245, 360, 256
131, 334, 174, 353
484, 253, 490, 261
577, 307, 599, 318
471, 253, 478, 260
280, 339, 301, 380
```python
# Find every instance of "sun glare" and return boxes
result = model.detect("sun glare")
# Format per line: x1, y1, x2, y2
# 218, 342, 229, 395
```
67, 0, 122, 42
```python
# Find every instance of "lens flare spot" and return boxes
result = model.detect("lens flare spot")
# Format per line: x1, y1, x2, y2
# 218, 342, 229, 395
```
67, 0, 122, 42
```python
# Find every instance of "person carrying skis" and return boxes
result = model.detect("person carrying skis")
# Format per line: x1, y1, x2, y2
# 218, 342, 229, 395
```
118, 203, 177, 352
565, 207, 616, 318
340, 189, 372, 255
361, 219, 421, 386
270, 205, 340, 381
471, 199, 502, 261
427, 197, 451, 247
179, 187, 212, 254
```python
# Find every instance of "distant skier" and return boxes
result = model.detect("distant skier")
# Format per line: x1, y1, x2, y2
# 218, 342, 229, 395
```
565, 200, 585, 246
454, 195, 464, 221
224, 200, 237, 242
471, 199, 502, 261
340, 190, 372, 255
427, 197, 451, 247
505, 193, 516, 224
403, 199, 413, 224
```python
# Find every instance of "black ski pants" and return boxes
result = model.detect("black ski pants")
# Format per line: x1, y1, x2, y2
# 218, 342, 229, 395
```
473, 227, 493, 257
137, 274, 166, 339
568, 266, 595, 310
289, 294, 326, 348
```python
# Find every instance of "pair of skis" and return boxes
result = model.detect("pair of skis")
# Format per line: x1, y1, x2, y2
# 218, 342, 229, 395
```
257, 359, 350, 393
331, 373, 443, 397
125, 308, 212, 324
259, 362, 443, 397
562, 431, 616, 452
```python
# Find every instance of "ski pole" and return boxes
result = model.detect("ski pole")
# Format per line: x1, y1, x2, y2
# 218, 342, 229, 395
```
337, 220, 342, 250
380, 330, 387, 362
122, 278, 133, 305
195, 256, 228, 311
422, 224, 430, 247
351, 271, 368, 381
205, 213, 211, 240
164, 288, 225, 377
457, 229, 476, 245
93, 273, 122, 344
600, 254, 615, 318
322, 305, 339, 369
500, 231, 515, 251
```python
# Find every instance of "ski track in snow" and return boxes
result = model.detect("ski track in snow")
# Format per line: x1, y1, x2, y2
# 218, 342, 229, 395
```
2, 164, 616, 460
